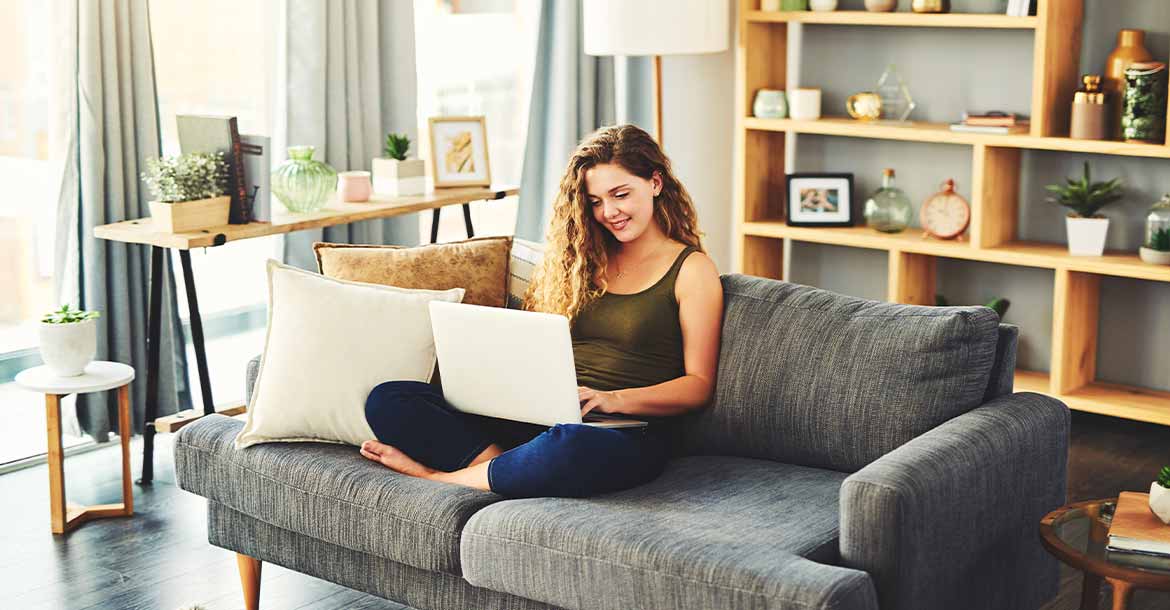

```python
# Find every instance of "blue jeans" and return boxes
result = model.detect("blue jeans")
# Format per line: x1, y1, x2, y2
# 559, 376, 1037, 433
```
364, 380, 668, 498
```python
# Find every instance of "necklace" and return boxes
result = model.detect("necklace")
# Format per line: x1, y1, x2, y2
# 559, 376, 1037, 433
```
613, 239, 670, 280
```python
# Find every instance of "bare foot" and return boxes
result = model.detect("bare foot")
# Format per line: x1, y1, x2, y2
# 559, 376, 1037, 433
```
360, 440, 435, 478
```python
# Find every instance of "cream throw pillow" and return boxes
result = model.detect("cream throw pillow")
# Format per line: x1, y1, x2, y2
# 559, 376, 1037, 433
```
234, 260, 465, 449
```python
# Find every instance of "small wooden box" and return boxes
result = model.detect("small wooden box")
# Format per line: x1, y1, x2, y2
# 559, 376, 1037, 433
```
149, 196, 231, 233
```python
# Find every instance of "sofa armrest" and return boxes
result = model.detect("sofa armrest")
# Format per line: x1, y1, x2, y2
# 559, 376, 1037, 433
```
839, 392, 1069, 610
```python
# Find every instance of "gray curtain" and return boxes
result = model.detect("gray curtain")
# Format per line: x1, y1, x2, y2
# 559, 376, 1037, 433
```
278, 0, 422, 270
515, 0, 654, 242
53, 0, 191, 439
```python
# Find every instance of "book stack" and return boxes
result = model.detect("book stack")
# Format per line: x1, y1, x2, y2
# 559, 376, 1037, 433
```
177, 115, 253, 224
1004, 0, 1035, 17
949, 112, 1030, 135
1106, 491, 1170, 571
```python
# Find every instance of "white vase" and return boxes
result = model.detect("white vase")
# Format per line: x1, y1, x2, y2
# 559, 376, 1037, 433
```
1150, 482, 1170, 525
39, 318, 97, 377
788, 88, 822, 121
1139, 247, 1170, 265
372, 157, 426, 197
1065, 216, 1109, 256
810, 0, 838, 10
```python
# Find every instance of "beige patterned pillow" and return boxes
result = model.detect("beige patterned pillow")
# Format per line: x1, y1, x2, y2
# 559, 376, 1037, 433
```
313, 236, 512, 308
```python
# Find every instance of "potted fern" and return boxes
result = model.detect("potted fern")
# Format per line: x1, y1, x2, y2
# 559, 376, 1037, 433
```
141, 151, 230, 232
1045, 161, 1124, 256
1150, 465, 1170, 524
39, 305, 100, 377
371, 132, 426, 197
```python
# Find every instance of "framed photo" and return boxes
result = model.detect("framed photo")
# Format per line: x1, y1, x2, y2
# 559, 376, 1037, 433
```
427, 116, 492, 188
785, 173, 854, 227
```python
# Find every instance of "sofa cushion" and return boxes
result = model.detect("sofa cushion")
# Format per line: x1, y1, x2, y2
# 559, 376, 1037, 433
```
461, 456, 872, 610
175, 414, 503, 576
675, 274, 1001, 473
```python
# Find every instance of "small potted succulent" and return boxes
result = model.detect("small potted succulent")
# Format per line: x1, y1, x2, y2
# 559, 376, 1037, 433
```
1140, 194, 1170, 265
371, 132, 426, 197
1045, 162, 1124, 257
141, 151, 230, 232
1150, 465, 1170, 525
39, 305, 100, 377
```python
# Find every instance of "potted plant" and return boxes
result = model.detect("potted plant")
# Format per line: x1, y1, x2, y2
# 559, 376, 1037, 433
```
1045, 161, 1124, 256
371, 132, 426, 197
39, 305, 100, 377
141, 151, 230, 232
1150, 465, 1170, 524
1140, 194, 1170, 265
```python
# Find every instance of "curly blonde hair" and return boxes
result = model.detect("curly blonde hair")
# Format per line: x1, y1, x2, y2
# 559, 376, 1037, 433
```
525, 124, 704, 322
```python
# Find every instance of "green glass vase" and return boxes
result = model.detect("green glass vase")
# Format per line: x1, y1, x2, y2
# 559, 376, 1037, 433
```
272, 145, 337, 213
864, 168, 913, 233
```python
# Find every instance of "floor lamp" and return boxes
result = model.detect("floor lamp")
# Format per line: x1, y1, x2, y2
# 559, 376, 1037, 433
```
582, 0, 729, 147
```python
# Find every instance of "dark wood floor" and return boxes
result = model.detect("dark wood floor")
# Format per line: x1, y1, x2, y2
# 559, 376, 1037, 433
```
1, 410, 1168, 610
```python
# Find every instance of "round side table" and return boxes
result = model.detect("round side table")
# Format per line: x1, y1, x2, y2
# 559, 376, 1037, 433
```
15, 361, 136, 534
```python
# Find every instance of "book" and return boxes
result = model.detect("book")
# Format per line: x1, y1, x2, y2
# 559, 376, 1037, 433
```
1107, 491, 1170, 557
176, 115, 251, 224
1107, 548, 1170, 571
961, 111, 1023, 127
240, 135, 271, 223
949, 123, 1030, 134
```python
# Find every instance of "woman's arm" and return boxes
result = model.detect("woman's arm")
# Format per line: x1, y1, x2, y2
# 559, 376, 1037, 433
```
579, 251, 724, 417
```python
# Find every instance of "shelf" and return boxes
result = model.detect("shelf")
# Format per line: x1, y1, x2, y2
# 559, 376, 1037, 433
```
746, 10, 1038, 29
742, 222, 1170, 283
743, 117, 1170, 159
1012, 370, 1170, 426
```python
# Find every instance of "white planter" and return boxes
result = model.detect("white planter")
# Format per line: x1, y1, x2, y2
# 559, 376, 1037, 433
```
1150, 482, 1170, 525
1140, 247, 1170, 265
1065, 216, 1109, 256
810, 0, 838, 10
372, 158, 426, 197
39, 318, 97, 377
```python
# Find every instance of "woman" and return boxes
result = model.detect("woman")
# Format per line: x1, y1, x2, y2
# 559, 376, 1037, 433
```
359, 124, 723, 498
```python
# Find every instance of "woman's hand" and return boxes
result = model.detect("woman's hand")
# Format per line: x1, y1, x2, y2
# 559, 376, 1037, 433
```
578, 386, 626, 417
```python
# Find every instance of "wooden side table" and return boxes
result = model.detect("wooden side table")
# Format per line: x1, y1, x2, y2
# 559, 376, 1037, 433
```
15, 361, 136, 534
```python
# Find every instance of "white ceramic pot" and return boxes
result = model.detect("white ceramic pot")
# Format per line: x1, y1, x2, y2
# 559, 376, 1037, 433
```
372, 158, 426, 197
1140, 246, 1170, 265
39, 318, 97, 377
1150, 482, 1170, 525
1065, 216, 1109, 256
788, 88, 822, 121
810, 0, 838, 10
865, 0, 897, 11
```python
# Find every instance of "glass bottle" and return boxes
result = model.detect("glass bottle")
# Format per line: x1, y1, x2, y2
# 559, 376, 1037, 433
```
1144, 194, 1170, 252
272, 145, 338, 213
864, 168, 913, 233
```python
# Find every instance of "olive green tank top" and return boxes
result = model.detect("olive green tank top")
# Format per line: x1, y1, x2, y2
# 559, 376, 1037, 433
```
572, 245, 697, 391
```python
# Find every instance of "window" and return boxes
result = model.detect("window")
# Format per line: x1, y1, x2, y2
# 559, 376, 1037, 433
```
413, 0, 538, 241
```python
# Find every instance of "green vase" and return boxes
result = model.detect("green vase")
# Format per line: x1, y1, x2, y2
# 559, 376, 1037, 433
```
864, 168, 913, 233
272, 145, 338, 213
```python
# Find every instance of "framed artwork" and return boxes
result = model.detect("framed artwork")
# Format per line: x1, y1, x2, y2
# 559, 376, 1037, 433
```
785, 173, 854, 227
427, 116, 492, 188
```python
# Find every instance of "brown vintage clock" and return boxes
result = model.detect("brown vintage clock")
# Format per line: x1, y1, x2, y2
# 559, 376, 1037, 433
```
920, 179, 970, 239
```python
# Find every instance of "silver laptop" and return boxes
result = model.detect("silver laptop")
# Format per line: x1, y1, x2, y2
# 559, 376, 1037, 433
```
428, 301, 647, 429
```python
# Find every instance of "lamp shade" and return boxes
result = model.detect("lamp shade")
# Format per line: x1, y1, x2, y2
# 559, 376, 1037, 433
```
583, 0, 729, 57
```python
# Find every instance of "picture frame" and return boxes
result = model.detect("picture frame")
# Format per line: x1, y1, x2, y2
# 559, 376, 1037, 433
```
427, 116, 492, 188
785, 173, 854, 227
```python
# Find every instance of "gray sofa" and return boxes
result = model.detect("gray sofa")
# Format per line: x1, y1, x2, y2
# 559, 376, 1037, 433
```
174, 273, 1070, 610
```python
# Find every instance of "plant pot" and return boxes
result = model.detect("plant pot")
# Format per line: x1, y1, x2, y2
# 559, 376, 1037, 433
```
809, 0, 838, 10
149, 196, 231, 233
1140, 247, 1170, 265
39, 318, 97, 377
864, 0, 896, 11
1065, 216, 1109, 256
372, 158, 426, 197
1150, 482, 1170, 524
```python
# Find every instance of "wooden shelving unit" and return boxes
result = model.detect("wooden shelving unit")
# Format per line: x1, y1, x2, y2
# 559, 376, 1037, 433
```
734, 0, 1170, 426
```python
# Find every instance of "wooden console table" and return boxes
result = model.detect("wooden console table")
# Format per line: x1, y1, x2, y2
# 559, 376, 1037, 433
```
94, 185, 518, 484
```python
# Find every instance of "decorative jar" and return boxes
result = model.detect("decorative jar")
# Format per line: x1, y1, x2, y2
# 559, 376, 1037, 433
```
864, 168, 913, 233
753, 89, 788, 119
272, 146, 338, 213
1141, 193, 1170, 265
1122, 61, 1168, 143
809, 0, 837, 10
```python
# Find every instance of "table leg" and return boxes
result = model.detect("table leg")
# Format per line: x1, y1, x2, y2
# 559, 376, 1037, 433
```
1105, 578, 1134, 610
140, 245, 164, 485
1080, 571, 1103, 610
462, 203, 475, 238
45, 393, 66, 534
430, 208, 441, 244
179, 249, 215, 416
118, 385, 134, 515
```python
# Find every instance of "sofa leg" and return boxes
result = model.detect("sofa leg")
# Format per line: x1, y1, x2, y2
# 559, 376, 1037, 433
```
236, 553, 262, 610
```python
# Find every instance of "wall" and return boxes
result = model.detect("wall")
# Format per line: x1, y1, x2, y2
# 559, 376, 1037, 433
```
786, 0, 1170, 389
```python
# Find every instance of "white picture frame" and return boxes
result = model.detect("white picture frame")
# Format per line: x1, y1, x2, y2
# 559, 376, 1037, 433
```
427, 116, 492, 188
